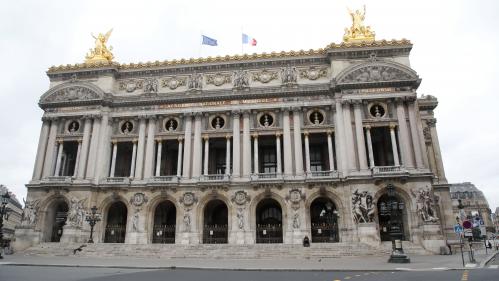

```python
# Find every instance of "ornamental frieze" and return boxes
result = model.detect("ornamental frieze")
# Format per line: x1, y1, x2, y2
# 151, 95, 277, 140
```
161, 76, 186, 90
299, 66, 328, 80
339, 65, 413, 84
44, 86, 100, 102
352, 189, 375, 223
252, 69, 278, 83
231, 190, 250, 205
206, 73, 231, 86
119, 79, 144, 93
179, 192, 198, 207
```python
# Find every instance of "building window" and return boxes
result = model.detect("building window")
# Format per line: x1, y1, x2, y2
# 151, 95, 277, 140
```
261, 147, 277, 173
59, 141, 79, 176
310, 146, 325, 171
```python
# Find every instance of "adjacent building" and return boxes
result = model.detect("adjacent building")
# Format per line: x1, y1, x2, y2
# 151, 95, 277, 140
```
449, 182, 493, 232
0, 185, 23, 248
15, 10, 456, 254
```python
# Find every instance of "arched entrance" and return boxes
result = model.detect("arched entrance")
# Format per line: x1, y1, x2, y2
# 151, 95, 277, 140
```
104, 201, 127, 243
377, 193, 408, 241
256, 198, 283, 243
152, 200, 176, 244
45, 200, 68, 242
203, 199, 228, 244
310, 197, 339, 243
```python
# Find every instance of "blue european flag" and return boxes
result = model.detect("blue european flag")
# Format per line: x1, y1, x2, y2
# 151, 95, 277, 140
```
202, 35, 217, 46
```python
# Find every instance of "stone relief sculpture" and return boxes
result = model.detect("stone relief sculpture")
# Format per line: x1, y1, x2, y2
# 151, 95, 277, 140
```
180, 192, 197, 207
236, 208, 244, 230
292, 210, 300, 229
187, 72, 203, 90
119, 80, 144, 93
231, 191, 250, 206
144, 78, 158, 93
67, 197, 87, 227
233, 69, 249, 89
183, 208, 191, 232
132, 209, 140, 231
45, 87, 100, 102
339, 65, 413, 84
281, 65, 298, 85
206, 73, 231, 86
253, 69, 278, 83
411, 188, 439, 222
130, 192, 148, 208
162, 76, 186, 90
21, 199, 39, 226
299, 66, 328, 80
352, 190, 375, 223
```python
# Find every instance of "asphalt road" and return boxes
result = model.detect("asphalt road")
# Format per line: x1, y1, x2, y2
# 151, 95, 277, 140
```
1, 266, 499, 281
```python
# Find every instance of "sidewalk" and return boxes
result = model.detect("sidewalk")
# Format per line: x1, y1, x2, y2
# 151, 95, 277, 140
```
1, 249, 497, 271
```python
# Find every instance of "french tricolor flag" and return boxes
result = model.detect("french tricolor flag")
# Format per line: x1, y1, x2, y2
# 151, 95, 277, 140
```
242, 33, 257, 46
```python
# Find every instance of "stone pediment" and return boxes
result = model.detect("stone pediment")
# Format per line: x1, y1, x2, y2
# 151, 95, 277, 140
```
334, 60, 420, 90
39, 82, 105, 107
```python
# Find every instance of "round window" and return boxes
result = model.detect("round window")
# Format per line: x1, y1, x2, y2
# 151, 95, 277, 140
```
68, 121, 80, 133
370, 104, 385, 118
259, 113, 274, 127
309, 111, 324, 125
165, 118, 178, 132
121, 121, 134, 134
211, 116, 225, 129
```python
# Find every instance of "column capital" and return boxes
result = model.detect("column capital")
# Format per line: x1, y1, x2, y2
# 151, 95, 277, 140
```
155, 138, 163, 143
111, 140, 118, 145
138, 114, 148, 120
177, 136, 184, 142
231, 110, 241, 118
280, 106, 291, 112
146, 115, 158, 120
365, 125, 372, 130
275, 132, 282, 137
252, 132, 259, 138
425, 119, 437, 127
326, 129, 334, 135
183, 112, 193, 118
203, 134, 210, 141
389, 123, 397, 130
226, 134, 232, 140
132, 139, 138, 144
352, 99, 363, 106
41, 116, 52, 122
291, 106, 302, 113
303, 130, 309, 136
56, 138, 63, 144
82, 115, 93, 121
77, 139, 83, 144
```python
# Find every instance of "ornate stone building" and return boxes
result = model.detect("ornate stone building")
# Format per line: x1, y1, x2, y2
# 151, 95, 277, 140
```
15, 13, 456, 254
0, 185, 23, 248
449, 182, 493, 232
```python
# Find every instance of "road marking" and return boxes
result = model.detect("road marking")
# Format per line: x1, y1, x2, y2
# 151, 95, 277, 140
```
0, 262, 13, 265
333, 279, 341, 281
465, 263, 476, 268
344, 277, 351, 280
489, 265, 499, 269
355, 274, 361, 277
461, 270, 469, 281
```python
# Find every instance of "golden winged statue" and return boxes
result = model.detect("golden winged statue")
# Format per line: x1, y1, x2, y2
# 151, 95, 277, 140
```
343, 5, 375, 43
85, 29, 114, 63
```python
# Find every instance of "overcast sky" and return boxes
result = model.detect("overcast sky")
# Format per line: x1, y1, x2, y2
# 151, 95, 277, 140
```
1, 0, 498, 211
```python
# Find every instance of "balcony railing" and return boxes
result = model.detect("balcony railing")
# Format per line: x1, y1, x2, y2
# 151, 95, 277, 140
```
151, 176, 179, 183
46, 176, 73, 183
251, 173, 283, 180
371, 166, 407, 175
308, 170, 339, 178
105, 177, 130, 184
200, 174, 229, 181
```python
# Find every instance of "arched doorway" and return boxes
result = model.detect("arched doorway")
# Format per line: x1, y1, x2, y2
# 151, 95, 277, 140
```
377, 193, 408, 241
310, 197, 339, 243
152, 200, 176, 244
256, 198, 283, 243
104, 201, 127, 243
46, 200, 68, 242
203, 199, 228, 244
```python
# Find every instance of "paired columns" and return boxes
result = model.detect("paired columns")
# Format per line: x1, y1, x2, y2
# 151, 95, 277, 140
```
252, 134, 259, 174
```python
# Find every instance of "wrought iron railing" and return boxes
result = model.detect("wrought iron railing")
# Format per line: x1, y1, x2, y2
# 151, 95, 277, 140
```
256, 224, 283, 243
104, 224, 126, 243
203, 224, 228, 244
152, 224, 176, 244
311, 222, 339, 243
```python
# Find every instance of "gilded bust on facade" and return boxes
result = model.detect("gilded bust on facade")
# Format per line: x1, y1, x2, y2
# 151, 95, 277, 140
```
85, 29, 114, 63
343, 5, 375, 43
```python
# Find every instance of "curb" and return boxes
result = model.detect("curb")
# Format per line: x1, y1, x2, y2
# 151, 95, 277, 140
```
479, 251, 497, 268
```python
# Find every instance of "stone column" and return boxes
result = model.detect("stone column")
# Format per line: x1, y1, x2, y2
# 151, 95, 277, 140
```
32, 117, 50, 180
353, 102, 368, 170
389, 124, 400, 166
232, 112, 241, 178
95, 111, 111, 182
155, 140, 163, 177
252, 133, 259, 174
343, 102, 357, 171
54, 140, 64, 176
242, 111, 251, 177
396, 99, 413, 168
292, 109, 304, 176
334, 100, 348, 175
365, 126, 375, 168
42, 118, 59, 178
130, 140, 137, 178
177, 137, 183, 177
77, 117, 92, 179
109, 141, 118, 177
282, 110, 293, 176
135, 117, 147, 179
226, 135, 231, 175
304, 131, 311, 174
275, 133, 282, 174
143, 117, 157, 179
203, 135, 209, 176
408, 102, 424, 168
86, 116, 101, 179
327, 130, 335, 170
73, 140, 82, 177
192, 114, 203, 178
182, 114, 193, 178
427, 120, 447, 182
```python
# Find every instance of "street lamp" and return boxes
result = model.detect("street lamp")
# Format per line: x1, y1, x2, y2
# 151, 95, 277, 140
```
85, 206, 101, 243
385, 184, 410, 263
0, 192, 12, 259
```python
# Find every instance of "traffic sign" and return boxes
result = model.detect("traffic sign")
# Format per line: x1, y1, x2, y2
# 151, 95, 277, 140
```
454, 224, 463, 234
464, 229, 473, 237
462, 220, 472, 229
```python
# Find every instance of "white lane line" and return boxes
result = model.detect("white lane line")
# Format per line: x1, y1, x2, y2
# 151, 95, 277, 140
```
465, 263, 477, 268
488, 265, 498, 269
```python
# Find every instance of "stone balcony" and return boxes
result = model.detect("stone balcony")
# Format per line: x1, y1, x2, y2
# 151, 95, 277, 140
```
371, 166, 408, 177
105, 177, 130, 184
250, 173, 284, 181
46, 176, 73, 183
200, 174, 230, 182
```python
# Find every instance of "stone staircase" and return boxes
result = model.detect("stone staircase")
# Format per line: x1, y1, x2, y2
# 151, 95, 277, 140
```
379, 241, 432, 255
22, 242, 391, 259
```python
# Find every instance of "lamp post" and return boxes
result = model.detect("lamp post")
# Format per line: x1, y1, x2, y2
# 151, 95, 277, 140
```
386, 184, 410, 263
85, 206, 101, 243
0, 192, 12, 259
